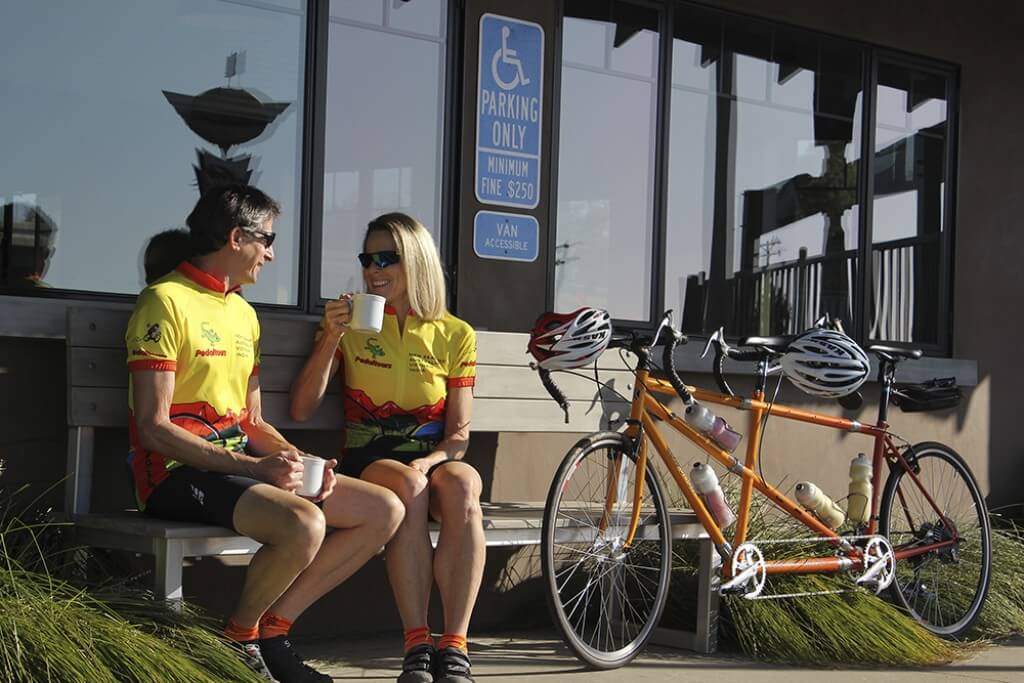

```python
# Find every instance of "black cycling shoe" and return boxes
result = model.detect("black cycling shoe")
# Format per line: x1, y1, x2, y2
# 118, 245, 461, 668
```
434, 646, 474, 683
237, 640, 278, 681
258, 635, 332, 683
397, 643, 435, 683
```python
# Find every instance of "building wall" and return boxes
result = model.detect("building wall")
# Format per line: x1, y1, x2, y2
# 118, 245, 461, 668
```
0, 338, 66, 511
711, 0, 1023, 514
0, 0, 1020, 638
491, 0, 1020, 513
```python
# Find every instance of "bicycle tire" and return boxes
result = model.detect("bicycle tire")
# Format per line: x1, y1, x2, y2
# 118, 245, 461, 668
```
541, 431, 672, 669
878, 441, 992, 637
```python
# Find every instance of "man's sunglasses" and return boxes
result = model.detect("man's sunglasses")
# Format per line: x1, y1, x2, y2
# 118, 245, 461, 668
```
358, 250, 401, 269
240, 226, 276, 248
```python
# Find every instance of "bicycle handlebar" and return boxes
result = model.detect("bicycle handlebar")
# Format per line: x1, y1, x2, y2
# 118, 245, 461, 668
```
538, 367, 570, 424
660, 326, 694, 405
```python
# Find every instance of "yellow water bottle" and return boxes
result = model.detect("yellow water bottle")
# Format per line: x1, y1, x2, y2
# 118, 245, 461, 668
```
795, 481, 846, 530
847, 453, 872, 525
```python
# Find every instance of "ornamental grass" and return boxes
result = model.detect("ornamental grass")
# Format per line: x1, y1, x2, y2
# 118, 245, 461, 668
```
659, 481, 1024, 667
0, 474, 262, 683
972, 520, 1024, 637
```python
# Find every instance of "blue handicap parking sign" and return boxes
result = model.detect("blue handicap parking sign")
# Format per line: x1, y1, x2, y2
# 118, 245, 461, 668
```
473, 211, 539, 262
476, 14, 544, 209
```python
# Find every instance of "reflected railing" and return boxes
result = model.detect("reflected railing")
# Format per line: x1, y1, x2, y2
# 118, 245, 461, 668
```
682, 233, 940, 342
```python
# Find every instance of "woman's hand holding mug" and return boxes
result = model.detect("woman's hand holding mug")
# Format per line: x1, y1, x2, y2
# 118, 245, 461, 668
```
323, 294, 352, 336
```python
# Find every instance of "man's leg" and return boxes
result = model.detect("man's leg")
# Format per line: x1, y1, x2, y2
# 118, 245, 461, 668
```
263, 473, 404, 620
229, 484, 327, 628
428, 462, 485, 639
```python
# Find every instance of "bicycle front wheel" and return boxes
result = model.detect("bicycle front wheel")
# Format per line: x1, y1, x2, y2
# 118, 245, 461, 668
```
879, 441, 992, 637
541, 431, 672, 669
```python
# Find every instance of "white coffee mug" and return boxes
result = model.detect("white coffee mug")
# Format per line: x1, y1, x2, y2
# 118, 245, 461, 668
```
297, 454, 326, 497
349, 293, 386, 333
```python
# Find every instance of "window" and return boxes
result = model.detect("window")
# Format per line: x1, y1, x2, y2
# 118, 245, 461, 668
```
320, 0, 448, 299
569, 0, 958, 353
555, 1, 660, 320
665, 12, 865, 337
0, 0, 306, 304
869, 63, 951, 346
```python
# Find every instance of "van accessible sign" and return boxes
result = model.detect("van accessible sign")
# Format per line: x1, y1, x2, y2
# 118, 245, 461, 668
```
475, 14, 544, 209
473, 210, 539, 262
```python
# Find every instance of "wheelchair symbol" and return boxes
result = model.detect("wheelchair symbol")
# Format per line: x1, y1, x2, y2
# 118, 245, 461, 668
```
491, 26, 530, 91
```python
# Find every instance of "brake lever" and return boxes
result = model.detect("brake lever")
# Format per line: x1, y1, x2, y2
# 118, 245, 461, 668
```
700, 327, 728, 360
651, 309, 675, 349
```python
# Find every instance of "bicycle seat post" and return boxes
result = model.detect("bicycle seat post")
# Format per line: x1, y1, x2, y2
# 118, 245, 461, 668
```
875, 356, 898, 425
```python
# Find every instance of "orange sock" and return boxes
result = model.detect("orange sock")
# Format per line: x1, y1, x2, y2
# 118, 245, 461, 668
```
259, 612, 294, 640
438, 634, 468, 654
404, 626, 433, 652
224, 617, 260, 643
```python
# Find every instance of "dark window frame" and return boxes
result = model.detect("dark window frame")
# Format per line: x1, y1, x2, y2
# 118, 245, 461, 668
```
549, 0, 959, 355
0, 0, 959, 356
0, 0, 458, 320
548, 0, 668, 327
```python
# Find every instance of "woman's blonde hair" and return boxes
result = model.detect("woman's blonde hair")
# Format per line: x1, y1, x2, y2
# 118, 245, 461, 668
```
365, 213, 448, 320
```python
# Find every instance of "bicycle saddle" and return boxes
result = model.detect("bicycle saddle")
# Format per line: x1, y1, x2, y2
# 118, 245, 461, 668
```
866, 344, 923, 361
737, 335, 797, 352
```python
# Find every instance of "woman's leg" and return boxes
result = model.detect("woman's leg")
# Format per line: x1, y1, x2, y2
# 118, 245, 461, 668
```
428, 461, 485, 637
361, 459, 434, 631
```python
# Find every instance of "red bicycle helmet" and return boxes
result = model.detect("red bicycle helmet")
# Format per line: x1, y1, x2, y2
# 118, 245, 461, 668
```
528, 307, 613, 370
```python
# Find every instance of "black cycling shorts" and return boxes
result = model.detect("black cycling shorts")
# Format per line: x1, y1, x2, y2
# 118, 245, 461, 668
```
144, 466, 260, 532
338, 445, 447, 479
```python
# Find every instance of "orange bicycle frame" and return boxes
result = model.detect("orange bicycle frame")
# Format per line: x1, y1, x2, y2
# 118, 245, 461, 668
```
615, 367, 959, 577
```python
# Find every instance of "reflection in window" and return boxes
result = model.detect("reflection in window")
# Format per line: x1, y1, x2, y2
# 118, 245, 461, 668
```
0, 0, 305, 303
666, 10, 864, 337
870, 64, 949, 344
321, 0, 446, 298
555, 0, 659, 320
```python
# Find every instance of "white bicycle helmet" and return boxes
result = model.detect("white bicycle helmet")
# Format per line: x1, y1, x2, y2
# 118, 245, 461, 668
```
781, 329, 870, 398
528, 307, 613, 371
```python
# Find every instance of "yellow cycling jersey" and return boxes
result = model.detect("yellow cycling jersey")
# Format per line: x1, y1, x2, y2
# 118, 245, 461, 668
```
125, 262, 260, 504
333, 307, 476, 453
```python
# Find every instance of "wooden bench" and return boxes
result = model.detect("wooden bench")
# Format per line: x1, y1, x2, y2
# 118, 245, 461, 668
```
65, 306, 719, 653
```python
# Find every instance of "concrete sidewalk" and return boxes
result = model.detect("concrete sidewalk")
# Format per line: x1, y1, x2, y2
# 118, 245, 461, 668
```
297, 631, 1024, 682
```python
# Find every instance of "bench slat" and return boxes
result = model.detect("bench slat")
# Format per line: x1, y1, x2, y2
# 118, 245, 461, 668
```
71, 346, 638, 403
69, 387, 345, 430
71, 307, 324, 357
477, 330, 636, 371
72, 309, 632, 365
70, 347, 333, 394
70, 386, 628, 433
72, 503, 702, 553
475, 365, 635, 401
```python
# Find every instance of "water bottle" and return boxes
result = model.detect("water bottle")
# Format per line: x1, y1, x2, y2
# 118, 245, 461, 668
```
795, 481, 846, 530
846, 453, 872, 525
690, 462, 736, 529
684, 403, 743, 453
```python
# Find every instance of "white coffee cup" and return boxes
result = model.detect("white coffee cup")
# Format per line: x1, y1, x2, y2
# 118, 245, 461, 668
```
297, 454, 326, 497
349, 293, 386, 333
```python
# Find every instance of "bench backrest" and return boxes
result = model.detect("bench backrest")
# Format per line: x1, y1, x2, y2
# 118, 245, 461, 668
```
65, 306, 631, 512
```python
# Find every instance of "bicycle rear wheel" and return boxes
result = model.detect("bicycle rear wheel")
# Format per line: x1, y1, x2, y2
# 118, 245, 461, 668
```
541, 431, 672, 669
879, 441, 991, 637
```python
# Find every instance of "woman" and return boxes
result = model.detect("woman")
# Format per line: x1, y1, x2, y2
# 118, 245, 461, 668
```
290, 213, 482, 683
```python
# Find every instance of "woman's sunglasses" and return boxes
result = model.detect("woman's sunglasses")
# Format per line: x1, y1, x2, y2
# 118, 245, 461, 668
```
358, 250, 401, 269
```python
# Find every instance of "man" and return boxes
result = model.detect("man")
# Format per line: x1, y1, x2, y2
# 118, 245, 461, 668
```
126, 184, 404, 683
